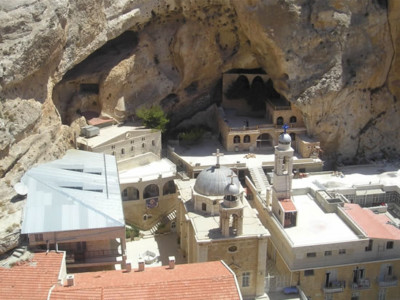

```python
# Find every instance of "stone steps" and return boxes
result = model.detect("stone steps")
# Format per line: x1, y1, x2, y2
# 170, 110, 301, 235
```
12, 246, 27, 258
249, 166, 270, 196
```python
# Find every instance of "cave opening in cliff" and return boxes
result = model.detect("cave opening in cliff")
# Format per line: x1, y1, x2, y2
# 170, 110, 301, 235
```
223, 68, 286, 116
53, 31, 139, 125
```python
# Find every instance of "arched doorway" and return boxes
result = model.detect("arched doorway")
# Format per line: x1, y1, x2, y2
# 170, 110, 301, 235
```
256, 133, 272, 148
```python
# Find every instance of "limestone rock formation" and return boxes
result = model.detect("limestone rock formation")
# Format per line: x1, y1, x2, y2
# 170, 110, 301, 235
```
0, 0, 400, 253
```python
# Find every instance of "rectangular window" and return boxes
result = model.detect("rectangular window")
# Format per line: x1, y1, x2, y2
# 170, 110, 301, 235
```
304, 269, 314, 276
242, 272, 250, 287
339, 249, 346, 255
324, 251, 332, 256
307, 252, 316, 258
365, 240, 373, 251
386, 241, 394, 249
34, 234, 43, 242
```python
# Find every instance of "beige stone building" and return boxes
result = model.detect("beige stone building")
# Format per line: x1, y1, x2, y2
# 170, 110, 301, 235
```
21, 150, 126, 270
77, 122, 161, 162
248, 133, 400, 300
118, 152, 177, 231
175, 152, 269, 299
220, 72, 320, 158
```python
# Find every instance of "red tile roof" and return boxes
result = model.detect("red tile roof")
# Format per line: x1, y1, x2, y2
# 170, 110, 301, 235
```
343, 203, 400, 240
88, 117, 114, 127
51, 261, 241, 300
280, 198, 297, 212
0, 252, 64, 300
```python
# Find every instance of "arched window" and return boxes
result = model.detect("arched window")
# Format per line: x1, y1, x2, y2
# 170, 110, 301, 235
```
143, 184, 159, 199
244, 135, 250, 143
277, 117, 284, 125
290, 133, 296, 141
122, 187, 140, 201
121, 148, 125, 155
233, 135, 240, 144
163, 180, 176, 195
290, 116, 297, 123
202, 203, 207, 211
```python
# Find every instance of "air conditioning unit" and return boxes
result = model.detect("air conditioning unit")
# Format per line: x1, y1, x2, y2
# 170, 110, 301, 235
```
81, 125, 99, 138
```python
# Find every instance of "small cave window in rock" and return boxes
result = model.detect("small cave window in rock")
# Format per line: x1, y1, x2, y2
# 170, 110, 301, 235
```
80, 84, 99, 94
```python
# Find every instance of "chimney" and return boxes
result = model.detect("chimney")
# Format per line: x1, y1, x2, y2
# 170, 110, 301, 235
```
138, 258, 145, 271
125, 260, 132, 272
66, 274, 75, 287
168, 256, 175, 269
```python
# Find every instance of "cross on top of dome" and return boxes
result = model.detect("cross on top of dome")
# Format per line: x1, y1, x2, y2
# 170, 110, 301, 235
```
212, 148, 224, 168
227, 171, 237, 185
283, 123, 289, 133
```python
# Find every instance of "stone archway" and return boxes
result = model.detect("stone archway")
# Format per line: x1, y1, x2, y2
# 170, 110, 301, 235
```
256, 133, 272, 148
143, 184, 159, 199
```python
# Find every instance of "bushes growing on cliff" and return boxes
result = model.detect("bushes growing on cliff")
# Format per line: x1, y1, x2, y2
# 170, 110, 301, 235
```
136, 105, 169, 132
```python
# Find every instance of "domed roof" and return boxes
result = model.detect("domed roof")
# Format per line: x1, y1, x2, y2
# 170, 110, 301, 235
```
194, 166, 241, 196
225, 183, 240, 195
277, 133, 291, 150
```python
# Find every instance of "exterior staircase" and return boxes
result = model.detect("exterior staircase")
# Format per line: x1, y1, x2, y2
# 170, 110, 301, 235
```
248, 166, 270, 197
148, 210, 177, 235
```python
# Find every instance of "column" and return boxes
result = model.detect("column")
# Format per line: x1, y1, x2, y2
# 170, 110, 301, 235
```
256, 236, 268, 297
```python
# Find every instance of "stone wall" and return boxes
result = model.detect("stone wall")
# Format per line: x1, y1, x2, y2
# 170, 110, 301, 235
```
2, 0, 400, 254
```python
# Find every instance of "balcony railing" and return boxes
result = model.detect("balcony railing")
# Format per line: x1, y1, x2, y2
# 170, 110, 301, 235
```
351, 279, 370, 290
377, 276, 398, 287
65, 249, 120, 263
323, 280, 346, 293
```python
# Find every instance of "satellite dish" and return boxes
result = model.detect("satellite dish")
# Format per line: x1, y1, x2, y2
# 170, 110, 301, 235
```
14, 182, 28, 196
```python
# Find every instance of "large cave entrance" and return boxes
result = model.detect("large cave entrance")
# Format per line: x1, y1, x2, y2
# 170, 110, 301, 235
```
52, 31, 139, 125
222, 68, 285, 119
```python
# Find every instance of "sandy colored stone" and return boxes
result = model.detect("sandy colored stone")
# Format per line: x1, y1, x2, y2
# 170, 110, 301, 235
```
1, 0, 400, 253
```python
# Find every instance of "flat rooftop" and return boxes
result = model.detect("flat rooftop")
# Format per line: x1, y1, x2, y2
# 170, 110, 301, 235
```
221, 108, 270, 128
119, 158, 176, 184
172, 138, 313, 168
284, 194, 359, 246
176, 179, 269, 240
77, 123, 151, 148
292, 163, 400, 191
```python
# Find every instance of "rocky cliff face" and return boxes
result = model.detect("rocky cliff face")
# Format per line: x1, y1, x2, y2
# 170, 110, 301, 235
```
0, 0, 399, 252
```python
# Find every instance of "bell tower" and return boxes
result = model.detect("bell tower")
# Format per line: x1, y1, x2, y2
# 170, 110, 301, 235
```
272, 124, 294, 200
271, 124, 297, 227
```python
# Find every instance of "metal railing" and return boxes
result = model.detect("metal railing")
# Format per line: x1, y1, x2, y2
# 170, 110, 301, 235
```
377, 275, 398, 287
323, 280, 346, 293
85, 249, 120, 258
351, 279, 371, 290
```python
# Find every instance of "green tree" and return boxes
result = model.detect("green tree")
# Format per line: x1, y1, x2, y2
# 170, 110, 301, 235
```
136, 105, 169, 132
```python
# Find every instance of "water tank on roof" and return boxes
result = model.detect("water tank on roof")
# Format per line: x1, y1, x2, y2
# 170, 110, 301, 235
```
81, 125, 99, 138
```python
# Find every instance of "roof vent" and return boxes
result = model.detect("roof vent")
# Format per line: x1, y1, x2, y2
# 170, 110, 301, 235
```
125, 260, 132, 272
168, 256, 175, 269
66, 274, 74, 287
138, 258, 145, 271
